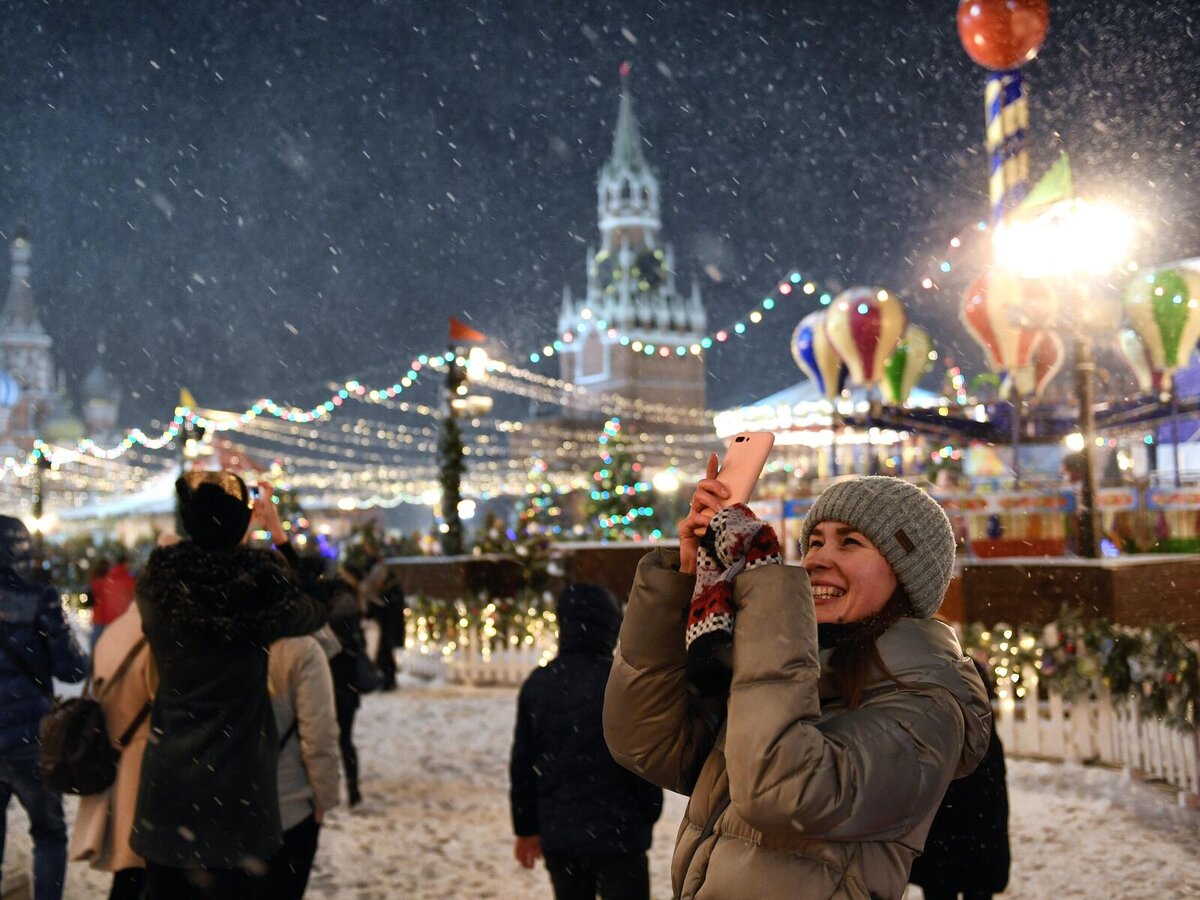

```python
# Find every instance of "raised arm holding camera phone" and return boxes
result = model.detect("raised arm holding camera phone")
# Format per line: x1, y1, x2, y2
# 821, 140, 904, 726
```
603, 436, 993, 899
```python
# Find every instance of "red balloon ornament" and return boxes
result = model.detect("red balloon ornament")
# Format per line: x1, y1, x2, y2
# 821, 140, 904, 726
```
960, 273, 1004, 372
957, 0, 1050, 71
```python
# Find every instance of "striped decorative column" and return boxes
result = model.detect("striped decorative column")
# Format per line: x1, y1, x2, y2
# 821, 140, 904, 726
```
985, 70, 1030, 225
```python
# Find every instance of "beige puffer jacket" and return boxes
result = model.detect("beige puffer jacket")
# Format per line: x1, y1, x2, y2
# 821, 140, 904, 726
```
603, 549, 991, 900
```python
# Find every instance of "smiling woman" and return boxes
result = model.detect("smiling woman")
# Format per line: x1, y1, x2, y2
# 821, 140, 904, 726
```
603, 475, 993, 900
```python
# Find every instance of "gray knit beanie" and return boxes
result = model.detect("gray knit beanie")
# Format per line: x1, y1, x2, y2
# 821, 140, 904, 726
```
799, 477, 955, 618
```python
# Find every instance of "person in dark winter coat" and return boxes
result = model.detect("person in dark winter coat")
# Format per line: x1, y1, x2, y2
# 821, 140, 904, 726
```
0, 515, 88, 900
130, 473, 326, 899
909, 657, 1011, 900
510, 583, 662, 900
361, 559, 405, 690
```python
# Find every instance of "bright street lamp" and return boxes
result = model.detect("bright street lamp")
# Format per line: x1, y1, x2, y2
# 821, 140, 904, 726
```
992, 199, 1135, 279
992, 198, 1134, 558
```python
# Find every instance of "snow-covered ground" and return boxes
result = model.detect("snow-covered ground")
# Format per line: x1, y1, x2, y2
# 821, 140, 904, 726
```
5, 679, 1199, 899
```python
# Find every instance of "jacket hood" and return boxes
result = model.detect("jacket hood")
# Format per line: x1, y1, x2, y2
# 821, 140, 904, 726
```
556, 583, 621, 655
138, 540, 299, 643
828, 617, 992, 778
0, 515, 34, 579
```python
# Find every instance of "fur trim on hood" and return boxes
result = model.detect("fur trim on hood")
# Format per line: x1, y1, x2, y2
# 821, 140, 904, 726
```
138, 541, 303, 644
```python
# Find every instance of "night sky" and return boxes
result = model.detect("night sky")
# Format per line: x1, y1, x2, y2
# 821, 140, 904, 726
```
2, 0, 1197, 428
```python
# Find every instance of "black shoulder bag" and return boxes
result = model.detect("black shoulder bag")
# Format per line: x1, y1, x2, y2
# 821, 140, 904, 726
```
1, 632, 154, 796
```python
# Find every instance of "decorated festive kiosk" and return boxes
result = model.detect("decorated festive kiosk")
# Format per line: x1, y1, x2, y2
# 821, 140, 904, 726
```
946, 4, 1200, 735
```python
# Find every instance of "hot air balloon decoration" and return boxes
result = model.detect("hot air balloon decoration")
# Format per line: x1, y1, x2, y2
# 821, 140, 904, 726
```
881, 325, 934, 406
791, 311, 847, 399
961, 273, 1004, 372
823, 287, 907, 387
1117, 327, 1162, 397
961, 269, 1057, 376
1122, 262, 1200, 393
1003, 329, 1064, 400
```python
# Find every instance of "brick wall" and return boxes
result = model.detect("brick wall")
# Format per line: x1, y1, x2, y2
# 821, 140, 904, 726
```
960, 557, 1200, 640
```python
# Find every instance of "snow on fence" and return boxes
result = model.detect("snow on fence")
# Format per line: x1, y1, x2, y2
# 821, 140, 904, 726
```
995, 668, 1200, 804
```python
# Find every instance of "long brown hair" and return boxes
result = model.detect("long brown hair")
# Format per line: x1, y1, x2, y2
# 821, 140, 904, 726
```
827, 588, 913, 710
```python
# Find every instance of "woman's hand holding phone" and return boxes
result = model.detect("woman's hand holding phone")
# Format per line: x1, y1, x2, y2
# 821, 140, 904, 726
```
677, 433, 774, 574
677, 454, 729, 575
248, 481, 288, 546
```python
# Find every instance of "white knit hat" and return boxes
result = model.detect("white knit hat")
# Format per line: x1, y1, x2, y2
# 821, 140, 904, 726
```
799, 477, 955, 618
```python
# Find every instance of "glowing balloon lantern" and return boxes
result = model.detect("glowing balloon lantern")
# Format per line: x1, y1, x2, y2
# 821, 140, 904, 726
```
881, 325, 934, 406
791, 311, 847, 399
1118, 327, 1160, 396
824, 287, 907, 387
1122, 263, 1200, 390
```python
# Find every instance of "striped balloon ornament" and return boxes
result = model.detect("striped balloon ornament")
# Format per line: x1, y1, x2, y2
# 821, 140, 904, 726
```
791, 311, 847, 399
881, 324, 934, 405
1122, 262, 1200, 380
824, 287, 907, 387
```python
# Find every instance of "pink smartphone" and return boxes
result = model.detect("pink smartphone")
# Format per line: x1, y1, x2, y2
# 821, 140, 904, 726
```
715, 432, 775, 507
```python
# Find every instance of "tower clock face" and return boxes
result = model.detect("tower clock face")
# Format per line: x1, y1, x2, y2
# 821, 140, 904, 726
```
633, 249, 664, 291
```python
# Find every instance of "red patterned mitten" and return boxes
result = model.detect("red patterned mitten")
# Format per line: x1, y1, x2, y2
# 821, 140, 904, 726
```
685, 503, 782, 696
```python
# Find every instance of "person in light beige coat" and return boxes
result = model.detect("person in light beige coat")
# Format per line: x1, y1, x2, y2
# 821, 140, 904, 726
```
604, 473, 992, 900
69, 601, 155, 900
265, 634, 341, 899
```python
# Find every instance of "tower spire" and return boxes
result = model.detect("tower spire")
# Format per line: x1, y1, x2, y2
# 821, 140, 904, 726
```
1, 231, 46, 335
609, 64, 649, 174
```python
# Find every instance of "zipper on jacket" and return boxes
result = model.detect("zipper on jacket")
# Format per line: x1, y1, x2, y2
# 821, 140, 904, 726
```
697, 793, 731, 845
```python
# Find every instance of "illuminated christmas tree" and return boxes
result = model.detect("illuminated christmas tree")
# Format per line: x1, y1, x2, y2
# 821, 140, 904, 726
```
587, 417, 662, 540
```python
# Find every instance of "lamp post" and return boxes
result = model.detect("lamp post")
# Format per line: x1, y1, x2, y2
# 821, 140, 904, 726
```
439, 345, 468, 556
31, 448, 52, 559
992, 198, 1134, 558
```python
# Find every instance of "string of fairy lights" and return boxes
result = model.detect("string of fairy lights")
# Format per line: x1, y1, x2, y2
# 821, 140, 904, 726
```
4, 346, 721, 518
5, 212, 998, 521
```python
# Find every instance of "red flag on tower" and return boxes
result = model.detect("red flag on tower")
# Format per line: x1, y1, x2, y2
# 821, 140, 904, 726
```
619, 61, 632, 79
449, 316, 487, 344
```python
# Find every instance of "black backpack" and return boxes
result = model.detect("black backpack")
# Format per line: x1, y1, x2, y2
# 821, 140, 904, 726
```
0, 632, 152, 796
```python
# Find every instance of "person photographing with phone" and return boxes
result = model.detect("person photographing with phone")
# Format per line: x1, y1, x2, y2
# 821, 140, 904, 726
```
131, 472, 327, 899
603, 439, 992, 899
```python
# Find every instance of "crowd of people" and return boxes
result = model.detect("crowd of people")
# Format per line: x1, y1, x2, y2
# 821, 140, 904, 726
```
2, 467, 1010, 900
0, 472, 403, 900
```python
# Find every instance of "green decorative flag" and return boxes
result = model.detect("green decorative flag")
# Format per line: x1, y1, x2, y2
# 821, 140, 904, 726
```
881, 324, 934, 405
1018, 153, 1075, 214
1123, 264, 1200, 377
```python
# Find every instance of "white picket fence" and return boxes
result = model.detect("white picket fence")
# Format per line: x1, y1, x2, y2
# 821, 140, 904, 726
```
393, 628, 1200, 804
395, 624, 553, 687
996, 668, 1200, 804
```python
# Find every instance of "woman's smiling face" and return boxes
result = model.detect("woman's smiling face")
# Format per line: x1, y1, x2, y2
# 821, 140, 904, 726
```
803, 521, 898, 624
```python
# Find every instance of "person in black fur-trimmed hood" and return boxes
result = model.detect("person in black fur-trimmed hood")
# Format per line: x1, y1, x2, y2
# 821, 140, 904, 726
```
130, 472, 326, 900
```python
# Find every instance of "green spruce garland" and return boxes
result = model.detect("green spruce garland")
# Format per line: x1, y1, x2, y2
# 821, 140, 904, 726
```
963, 609, 1199, 730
